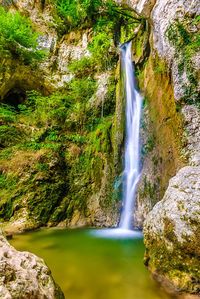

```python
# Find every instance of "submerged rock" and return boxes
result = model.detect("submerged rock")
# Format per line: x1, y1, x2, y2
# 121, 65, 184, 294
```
0, 230, 64, 298
143, 166, 200, 295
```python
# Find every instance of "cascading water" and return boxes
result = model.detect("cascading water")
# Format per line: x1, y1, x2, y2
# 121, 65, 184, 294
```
119, 41, 142, 230
92, 40, 143, 238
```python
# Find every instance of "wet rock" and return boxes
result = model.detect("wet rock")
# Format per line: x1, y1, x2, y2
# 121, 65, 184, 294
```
113, 0, 156, 18
182, 105, 200, 166
143, 166, 200, 294
0, 230, 64, 298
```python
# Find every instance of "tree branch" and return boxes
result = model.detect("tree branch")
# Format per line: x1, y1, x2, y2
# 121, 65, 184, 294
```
112, 9, 141, 22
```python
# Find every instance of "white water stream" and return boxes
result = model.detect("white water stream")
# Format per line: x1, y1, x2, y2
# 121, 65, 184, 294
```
119, 41, 143, 230
92, 41, 143, 238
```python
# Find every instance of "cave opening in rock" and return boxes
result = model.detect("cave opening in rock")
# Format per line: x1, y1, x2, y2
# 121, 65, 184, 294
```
3, 88, 26, 110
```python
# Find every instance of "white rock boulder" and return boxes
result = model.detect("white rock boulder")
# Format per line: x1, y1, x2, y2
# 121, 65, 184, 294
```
143, 166, 200, 294
0, 231, 64, 298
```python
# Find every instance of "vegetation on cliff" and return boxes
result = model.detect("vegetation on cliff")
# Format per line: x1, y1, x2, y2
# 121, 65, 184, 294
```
167, 17, 200, 106
0, 0, 143, 229
0, 7, 46, 63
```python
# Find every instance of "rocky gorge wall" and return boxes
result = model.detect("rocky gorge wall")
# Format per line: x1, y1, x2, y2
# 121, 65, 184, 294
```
113, 0, 200, 295
0, 0, 127, 233
0, 0, 200, 296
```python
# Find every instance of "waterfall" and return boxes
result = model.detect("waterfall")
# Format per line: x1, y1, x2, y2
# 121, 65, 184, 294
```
91, 40, 143, 238
119, 41, 142, 230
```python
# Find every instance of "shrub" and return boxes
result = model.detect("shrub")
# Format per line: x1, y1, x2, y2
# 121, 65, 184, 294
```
26, 91, 70, 127
68, 57, 96, 78
65, 134, 88, 144
89, 30, 115, 70
0, 125, 21, 147
0, 104, 17, 123
51, 0, 102, 33
166, 18, 200, 105
66, 78, 97, 103
0, 7, 46, 63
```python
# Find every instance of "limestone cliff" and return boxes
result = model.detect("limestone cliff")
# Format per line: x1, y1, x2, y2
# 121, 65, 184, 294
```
113, 0, 200, 295
114, 0, 200, 227
0, 0, 200, 295
0, 0, 127, 232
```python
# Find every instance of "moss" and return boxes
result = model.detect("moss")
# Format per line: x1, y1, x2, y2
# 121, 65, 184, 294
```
132, 20, 150, 67
112, 59, 125, 171
163, 217, 177, 243
0, 1, 140, 229
138, 51, 186, 202
146, 240, 200, 294
144, 216, 200, 294
0, 149, 67, 226
166, 17, 200, 106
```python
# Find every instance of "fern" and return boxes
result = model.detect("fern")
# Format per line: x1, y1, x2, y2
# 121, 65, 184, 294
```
0, 7, 47, 62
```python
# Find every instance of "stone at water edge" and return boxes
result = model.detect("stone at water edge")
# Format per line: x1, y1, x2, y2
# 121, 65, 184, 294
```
0, 230, 64, 298
143, 166, 200, 295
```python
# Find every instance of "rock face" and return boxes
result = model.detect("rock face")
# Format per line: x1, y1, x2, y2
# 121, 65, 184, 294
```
151, 0, 200, 101
0, 231, 64, 298
114, 0, 200, 101
115, 0, 200, 230
0, 0, 92, 97
126, 0, 200, 294
143, 166, 200, 295
182, 105, 200, 166
0, 0, 124, 232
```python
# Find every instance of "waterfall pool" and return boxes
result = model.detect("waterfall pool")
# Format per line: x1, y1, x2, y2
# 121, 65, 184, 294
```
10, 228, 174, 299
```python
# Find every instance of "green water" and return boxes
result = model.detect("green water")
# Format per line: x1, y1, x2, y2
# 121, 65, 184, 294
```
10, 228, 172, 299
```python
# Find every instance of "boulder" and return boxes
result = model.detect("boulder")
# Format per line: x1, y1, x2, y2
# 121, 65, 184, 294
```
0, 231, 64, 298
143, 166, 200, 294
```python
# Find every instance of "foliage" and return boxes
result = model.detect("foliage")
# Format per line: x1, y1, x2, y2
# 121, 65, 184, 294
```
65, 134, 88, 144
0, 103, 17, 123
0, 103, 22, 147
17, 141, 61, 151
0, 148, 13, 160
193, 15, 200, 24
26, 91, 70, 127
68, 56, 96, 78
52, 0, 142, 72
0, 0, 144, 225
50, 0, 102, 34
52, 0, 82, 28
37, 163, 48, 171
89, 30, 115, 71
0, 7, 46, 63
166, 18, 200, 106
66, 78, 97, 103
103, 76, 116, 116
141, 135, 156, 156
85, 117, 113, 155
46, 130, 59, 141
0, 173, 17, 190
0, 125, 20, 147
167, 19, 200, 59
83, 76, 116, 132
0, 173, 18, 220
